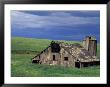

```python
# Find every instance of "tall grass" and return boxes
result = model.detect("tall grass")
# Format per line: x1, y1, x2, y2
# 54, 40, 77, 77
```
11, 37, 100, 77
11, 54, 100, 77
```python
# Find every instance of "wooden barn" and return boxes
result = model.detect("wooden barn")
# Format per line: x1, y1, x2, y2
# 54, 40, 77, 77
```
32, 36, 100, 68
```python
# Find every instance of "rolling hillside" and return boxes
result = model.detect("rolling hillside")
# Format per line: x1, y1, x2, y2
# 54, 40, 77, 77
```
11, 37, 100, 77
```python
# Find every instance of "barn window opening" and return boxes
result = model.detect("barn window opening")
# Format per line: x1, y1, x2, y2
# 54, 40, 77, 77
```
32, 60, 39, 64
53, 55, 55, 61
64, 57, 68, 61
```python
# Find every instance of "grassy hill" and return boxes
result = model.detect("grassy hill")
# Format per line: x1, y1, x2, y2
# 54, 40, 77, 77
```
11, 37, 100, 77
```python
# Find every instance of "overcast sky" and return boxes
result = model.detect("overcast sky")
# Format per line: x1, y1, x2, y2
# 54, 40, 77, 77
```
11, 10, 100, 42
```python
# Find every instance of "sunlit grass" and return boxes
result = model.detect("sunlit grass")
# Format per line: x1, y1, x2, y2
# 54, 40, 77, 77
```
11, 37, 100, 77
11, 54, 100, 77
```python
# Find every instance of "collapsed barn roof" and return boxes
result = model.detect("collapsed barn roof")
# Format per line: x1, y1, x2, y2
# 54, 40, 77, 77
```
59, 42, 99, 62
32, 41, 99, 62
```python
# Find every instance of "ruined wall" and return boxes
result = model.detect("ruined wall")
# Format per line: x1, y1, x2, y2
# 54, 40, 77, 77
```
34, 46, 76, 67
34, 47, 61, 66
39, 47, 51, 64
83, 36, 90, 50
83, 36, 97, 56
60, 48, 75, 67
89, 40, 97, 56
49, 53, 60, 65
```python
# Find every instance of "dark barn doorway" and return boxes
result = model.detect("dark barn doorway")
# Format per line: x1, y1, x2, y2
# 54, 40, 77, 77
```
83, 62, 88, 67
75, 62, 80, 68
53, 55, 55, 61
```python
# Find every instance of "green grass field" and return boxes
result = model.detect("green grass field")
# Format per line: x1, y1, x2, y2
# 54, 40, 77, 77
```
11, 37, 100, 77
